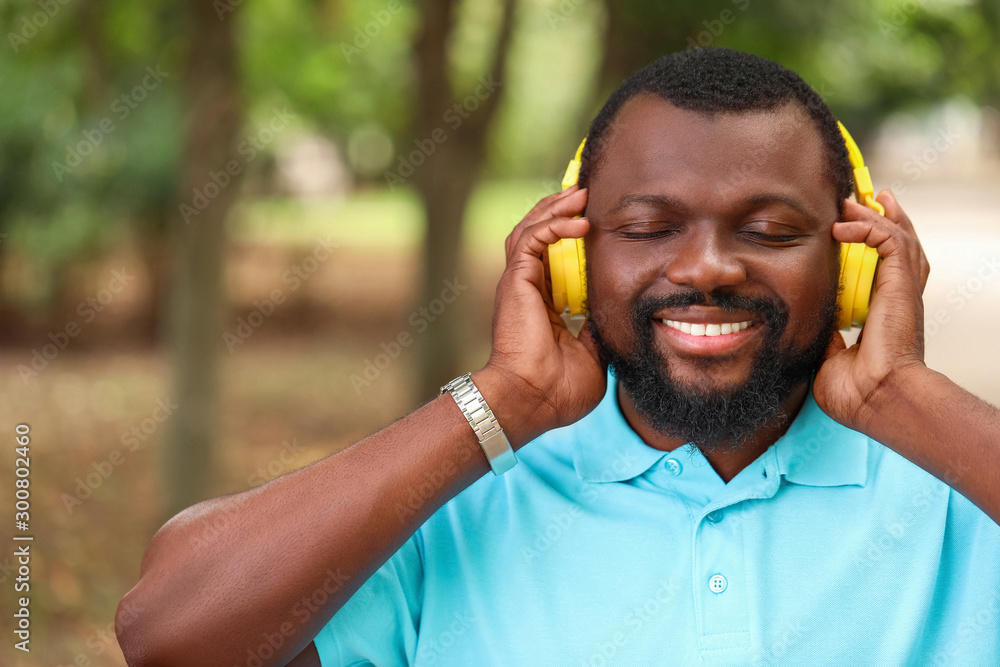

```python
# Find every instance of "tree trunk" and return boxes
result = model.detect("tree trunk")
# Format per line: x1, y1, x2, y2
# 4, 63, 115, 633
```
598, 1, 693, 95
161, 0, 243, 519
412, 0, 516, 402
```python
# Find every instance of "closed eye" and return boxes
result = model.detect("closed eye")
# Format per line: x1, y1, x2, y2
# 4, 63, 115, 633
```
619, 228, 679, 241
743, 231, 800, 243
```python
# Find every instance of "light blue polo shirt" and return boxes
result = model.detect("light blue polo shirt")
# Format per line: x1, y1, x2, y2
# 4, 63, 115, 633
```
314, 369, 1000, 666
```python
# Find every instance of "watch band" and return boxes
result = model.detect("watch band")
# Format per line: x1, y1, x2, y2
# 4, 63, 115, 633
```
440, 373, 518, 476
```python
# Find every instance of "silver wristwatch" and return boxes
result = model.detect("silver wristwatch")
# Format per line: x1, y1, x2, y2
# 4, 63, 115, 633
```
440, 373, 517, 476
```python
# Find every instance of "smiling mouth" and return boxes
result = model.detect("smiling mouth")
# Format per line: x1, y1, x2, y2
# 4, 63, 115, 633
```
660, 319, 753, 337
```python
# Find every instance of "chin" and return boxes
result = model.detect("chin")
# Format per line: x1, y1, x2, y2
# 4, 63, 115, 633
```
660, 357, 756, 397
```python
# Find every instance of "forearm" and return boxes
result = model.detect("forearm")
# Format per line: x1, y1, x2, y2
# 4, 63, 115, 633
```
117, 367, 528, 667
863, 365, 1000, 526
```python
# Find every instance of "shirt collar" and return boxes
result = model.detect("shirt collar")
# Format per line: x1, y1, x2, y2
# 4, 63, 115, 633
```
773, 384, 870, 487
571, 368, 668, 483
571, 368, 870, 488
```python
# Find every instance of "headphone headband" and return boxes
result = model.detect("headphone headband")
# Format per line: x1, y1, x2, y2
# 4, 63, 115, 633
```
837, 121, 885, 215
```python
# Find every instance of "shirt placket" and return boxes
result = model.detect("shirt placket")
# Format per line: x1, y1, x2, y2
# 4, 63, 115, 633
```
654, 449, 780, 663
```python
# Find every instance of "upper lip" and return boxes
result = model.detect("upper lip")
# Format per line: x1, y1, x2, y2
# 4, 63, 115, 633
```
652, 307, 757, 325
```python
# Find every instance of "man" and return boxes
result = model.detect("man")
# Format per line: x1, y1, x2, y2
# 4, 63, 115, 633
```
117, 49, 1000, 667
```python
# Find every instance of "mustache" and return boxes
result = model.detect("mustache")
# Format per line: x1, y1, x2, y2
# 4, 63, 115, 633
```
632, 288, 788, 332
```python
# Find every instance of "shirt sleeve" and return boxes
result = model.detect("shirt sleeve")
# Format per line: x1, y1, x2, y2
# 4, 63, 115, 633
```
313, 531, 424, 666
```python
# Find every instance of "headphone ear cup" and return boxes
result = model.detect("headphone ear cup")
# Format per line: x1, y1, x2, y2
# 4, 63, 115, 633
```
852, 245, 880, 328
548, 237, 588, 318
838, 242, 880, 329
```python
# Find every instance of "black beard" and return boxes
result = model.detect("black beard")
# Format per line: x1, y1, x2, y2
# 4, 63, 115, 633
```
588, 285, 839, 453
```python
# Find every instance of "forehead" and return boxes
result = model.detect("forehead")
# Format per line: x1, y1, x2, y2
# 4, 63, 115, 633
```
587, 94, 836, 217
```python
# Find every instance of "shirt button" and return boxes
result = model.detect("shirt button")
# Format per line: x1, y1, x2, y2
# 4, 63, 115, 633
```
706, 510, 723, 524
666, 458, 682, 475
709, 574, 728, 594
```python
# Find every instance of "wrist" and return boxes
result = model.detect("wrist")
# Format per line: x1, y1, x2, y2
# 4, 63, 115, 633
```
470, 365, 549, 450
859, 361, 932, 435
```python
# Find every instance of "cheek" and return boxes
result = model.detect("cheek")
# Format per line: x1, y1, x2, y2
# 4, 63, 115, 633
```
586, 243, 643, 335
775, 252, 840, 337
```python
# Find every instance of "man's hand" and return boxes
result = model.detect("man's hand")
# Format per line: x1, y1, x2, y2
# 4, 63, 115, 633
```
813, 190, 1000, 526
813, 190, 931, 432
473, 185, 607, 449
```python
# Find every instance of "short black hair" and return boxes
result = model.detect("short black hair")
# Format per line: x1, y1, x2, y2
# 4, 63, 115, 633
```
578, 48, 854, 210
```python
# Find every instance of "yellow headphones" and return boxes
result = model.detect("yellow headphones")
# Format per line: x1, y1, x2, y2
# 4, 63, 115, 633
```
548, 121, 883, 330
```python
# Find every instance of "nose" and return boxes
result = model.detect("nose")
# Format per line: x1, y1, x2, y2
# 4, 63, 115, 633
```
664, 225, 746, 294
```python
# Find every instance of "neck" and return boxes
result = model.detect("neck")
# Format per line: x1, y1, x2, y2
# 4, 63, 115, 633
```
617, 380, 810, 483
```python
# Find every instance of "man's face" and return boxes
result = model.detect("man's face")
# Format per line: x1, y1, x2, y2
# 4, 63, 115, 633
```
584, 94, 842, 449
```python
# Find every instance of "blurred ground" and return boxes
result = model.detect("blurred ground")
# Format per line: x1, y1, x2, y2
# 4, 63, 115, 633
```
0, 175, 997, 667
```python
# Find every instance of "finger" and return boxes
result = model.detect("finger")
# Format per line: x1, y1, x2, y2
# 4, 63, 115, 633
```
835, 205, 922, 261
511, 216, 590, 265
833, 220, 924, 334
841, 198, 886, 225
875, 190, 914, 231
508, 187, 588, 261
506, 188, 588, 261
507, 216, 591, 297
507, 188, 579, 259
849, 193, 930, 290
832, 219, 908, 258
835, 215, 926, 291
877, 190, 930, 291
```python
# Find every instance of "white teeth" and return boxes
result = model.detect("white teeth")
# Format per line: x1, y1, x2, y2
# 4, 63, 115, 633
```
660, 319, 752, 336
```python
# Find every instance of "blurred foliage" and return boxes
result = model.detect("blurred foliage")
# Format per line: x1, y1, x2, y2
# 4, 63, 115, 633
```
0, 0, 997, 302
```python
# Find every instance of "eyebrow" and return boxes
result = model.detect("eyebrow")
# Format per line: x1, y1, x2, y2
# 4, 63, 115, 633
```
745, 193, 811, 217
606, 191, 817, 221
606, 193, 690, 216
